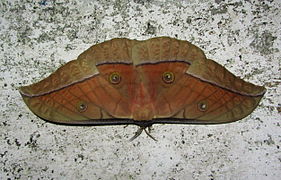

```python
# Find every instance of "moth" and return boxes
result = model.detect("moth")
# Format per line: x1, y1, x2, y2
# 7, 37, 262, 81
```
19, 37, 266, 140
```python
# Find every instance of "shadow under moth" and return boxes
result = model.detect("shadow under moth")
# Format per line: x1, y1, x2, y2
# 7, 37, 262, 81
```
19, 37, 266, 140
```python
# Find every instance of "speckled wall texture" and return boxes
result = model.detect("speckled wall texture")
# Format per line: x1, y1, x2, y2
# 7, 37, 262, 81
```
0, 0, 280, 179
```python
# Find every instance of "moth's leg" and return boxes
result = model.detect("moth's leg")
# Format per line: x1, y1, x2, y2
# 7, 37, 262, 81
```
123, 125, 129, 128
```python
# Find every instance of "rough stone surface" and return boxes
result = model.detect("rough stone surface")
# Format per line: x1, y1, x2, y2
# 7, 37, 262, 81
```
0, 0, 280, 179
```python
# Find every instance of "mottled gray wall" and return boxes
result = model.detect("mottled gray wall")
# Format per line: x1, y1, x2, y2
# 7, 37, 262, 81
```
0, 0, 280, 179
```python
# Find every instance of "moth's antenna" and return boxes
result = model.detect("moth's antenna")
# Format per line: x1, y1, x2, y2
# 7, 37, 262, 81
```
129, 126, 157, 141
144, 128, 158, 141
129, 127, 143, 141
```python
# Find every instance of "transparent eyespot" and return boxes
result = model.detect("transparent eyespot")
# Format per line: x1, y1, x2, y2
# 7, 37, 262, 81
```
198, 101, 208, 112
162, 72, 175, 84
77, 102, 87, 113
109, 72, 121, 84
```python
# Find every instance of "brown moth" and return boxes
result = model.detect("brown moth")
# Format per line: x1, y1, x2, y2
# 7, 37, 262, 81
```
19, 37, 266, 140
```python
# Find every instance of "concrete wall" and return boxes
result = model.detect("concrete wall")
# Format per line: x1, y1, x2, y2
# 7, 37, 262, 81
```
0, 0, 280, 179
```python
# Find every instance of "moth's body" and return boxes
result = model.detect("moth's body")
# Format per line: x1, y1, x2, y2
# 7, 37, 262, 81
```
20, 37, 266, 128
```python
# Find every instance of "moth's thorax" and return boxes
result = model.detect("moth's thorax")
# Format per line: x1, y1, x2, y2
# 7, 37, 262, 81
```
131, 82, 155, 120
